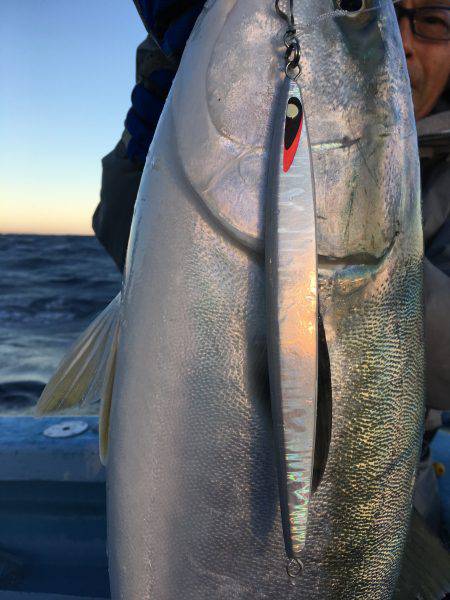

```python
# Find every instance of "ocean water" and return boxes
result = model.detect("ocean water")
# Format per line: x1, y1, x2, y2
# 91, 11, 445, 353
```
0, 234, 122, 415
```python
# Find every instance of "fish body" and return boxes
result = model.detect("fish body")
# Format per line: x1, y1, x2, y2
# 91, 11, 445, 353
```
39, 0, 425, 598
105, 0, 424, 597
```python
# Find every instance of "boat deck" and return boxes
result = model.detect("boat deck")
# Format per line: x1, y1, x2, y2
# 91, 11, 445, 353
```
0, 417, 109, 599
0, 416, 448, 598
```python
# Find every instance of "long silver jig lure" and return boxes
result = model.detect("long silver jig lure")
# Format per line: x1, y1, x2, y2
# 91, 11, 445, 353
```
266, 0, 318, 577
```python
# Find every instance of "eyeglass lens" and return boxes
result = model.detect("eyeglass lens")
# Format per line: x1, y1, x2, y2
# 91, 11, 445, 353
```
416, 7, 450, 40
395, 5, 450, 41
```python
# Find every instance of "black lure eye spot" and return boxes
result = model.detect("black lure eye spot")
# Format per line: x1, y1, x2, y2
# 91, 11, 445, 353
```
283, 96, 303, 172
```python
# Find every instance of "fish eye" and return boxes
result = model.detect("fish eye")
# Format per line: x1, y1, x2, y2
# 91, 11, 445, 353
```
333, 0, 376, 27
336, 0, 366, 12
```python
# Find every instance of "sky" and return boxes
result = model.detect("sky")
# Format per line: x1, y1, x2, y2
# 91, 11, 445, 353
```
1, 0, 146, 235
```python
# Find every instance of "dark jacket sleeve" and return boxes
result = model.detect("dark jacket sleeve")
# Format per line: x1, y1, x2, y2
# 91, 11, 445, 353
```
93, 140, 143, 271
93, 1, 206, 271
422, 158, 450, 410
92, 34, 174, 271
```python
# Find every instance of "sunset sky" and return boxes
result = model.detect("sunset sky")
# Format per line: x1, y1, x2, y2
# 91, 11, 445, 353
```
1, 0, 146, 235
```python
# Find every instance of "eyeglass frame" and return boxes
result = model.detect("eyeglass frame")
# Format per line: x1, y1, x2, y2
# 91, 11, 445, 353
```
394, 4, 450, 42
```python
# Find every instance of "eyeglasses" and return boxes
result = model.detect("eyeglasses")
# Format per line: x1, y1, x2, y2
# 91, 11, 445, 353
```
394, 4, 450, 41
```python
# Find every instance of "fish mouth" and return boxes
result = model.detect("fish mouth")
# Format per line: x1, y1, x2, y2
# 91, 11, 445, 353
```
317, 234, 397, 292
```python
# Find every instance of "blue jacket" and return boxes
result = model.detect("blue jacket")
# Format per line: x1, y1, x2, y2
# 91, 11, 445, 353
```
125, 0, 206, 163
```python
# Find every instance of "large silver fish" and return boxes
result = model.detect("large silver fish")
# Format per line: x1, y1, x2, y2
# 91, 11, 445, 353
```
37, 0, 450, 598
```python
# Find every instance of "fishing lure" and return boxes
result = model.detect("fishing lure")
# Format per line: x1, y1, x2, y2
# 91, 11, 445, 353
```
266, 0, 318, 576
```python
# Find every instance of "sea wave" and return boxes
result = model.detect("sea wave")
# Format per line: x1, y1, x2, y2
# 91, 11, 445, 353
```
0, 234, 122, 414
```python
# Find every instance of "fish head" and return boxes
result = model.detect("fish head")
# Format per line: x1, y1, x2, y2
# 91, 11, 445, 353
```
294, 0, 422, 287
170, 0, 421, 276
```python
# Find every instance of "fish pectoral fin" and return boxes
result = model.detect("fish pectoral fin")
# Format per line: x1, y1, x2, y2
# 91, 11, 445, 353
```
35, 293, 121, 464
394, 509, 450, 600
98, 314, 119, 465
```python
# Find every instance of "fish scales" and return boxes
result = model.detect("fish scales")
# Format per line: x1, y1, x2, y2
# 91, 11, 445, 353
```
106, 0, 424, 598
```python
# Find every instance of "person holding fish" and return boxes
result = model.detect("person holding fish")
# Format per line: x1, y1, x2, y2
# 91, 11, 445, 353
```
94, 0, 450, 526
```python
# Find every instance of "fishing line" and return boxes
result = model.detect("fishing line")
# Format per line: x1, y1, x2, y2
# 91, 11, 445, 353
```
276, 0, 403, 32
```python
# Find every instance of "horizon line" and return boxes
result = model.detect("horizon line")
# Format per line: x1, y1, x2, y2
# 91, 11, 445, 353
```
0, 231, 95, 237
